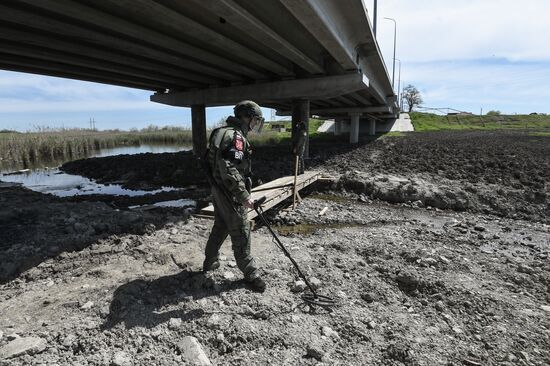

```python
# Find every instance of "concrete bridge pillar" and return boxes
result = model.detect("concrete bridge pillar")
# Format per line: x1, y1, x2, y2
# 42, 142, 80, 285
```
349, 113, 360, 144
291, 99, 310, 158
368, 119, 377, 136
334, 118, 343, 136
191, 104, 207, 157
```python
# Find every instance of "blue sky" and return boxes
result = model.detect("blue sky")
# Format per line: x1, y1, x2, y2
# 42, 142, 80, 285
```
0, 0, 548, 131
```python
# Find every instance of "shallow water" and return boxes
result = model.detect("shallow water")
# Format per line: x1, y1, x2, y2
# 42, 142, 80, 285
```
0, 144, 193, 207
0, 143, 190, 174
0, 168, 178, 197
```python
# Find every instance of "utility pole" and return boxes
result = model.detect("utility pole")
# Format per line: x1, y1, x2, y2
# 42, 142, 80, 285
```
395, 58, 402, 111
373, 0, 378, 37
384, 17, 397, 92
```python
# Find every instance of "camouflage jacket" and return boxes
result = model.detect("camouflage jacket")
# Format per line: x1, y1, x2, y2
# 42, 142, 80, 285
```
207, 116, 252, 204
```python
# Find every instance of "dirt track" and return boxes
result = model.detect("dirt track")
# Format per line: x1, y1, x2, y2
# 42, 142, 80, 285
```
1, 130, 549, 365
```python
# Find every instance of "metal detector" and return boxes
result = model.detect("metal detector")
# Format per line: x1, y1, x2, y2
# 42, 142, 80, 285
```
253, 196, 336, 308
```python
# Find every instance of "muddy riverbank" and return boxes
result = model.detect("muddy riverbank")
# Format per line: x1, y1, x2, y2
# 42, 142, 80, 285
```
1, 129, 549, 365
61, 130, 549, 222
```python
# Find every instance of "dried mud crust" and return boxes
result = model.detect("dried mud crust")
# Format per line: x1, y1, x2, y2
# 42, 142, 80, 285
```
0, 188, 549, 365
318, 130, 550, 223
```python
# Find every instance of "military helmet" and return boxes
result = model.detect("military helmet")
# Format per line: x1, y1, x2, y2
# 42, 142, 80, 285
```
234, 100, 263, 119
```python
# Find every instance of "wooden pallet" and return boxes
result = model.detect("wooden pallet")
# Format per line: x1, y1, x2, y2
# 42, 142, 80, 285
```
199, 171, 322, 220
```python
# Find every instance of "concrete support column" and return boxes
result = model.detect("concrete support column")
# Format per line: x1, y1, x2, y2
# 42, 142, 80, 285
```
334, 118, 343, 136
349, 113, 360, 144
191, 104, 207, 157
368, 119, 377, 136
291, 99, 310, 158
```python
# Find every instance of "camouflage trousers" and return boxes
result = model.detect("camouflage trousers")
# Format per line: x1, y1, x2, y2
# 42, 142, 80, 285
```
204, 186, 259, 280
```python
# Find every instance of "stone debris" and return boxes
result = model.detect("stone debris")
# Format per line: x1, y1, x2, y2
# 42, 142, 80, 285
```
361, 292, 375, 303
178, 336, 212, 366
222, 271, 235, 280
168, 317, 183, 330
306, 343, 325, 361
112, 351, 132, 366
80, 301, 94, 310
321, 326, 339, 338
291, 280, 307, 293
0, 337, 47, 359
309, 277, 322, 290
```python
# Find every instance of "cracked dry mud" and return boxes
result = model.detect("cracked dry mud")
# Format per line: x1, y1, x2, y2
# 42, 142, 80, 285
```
1, 130, 549, 365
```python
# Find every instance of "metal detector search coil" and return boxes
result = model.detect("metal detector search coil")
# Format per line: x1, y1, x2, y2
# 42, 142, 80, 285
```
253, 196, 336, 308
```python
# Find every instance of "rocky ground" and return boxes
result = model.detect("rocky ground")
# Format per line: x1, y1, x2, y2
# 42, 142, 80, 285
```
1, 130, 549, 365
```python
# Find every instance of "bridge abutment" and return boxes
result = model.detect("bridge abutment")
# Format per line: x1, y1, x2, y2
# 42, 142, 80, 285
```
349, 113, 360, 144
368, 119, 377, 135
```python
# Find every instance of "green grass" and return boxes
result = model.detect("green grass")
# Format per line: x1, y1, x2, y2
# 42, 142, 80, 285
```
410, 112, 550, 132
529, 131, 550, 137
384, 131, 406, 137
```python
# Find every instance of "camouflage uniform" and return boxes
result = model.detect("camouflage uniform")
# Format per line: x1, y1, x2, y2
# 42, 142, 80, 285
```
203, 116, 259, 280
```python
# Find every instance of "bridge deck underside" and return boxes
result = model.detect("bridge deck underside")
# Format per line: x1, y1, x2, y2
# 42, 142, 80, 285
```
0, 0, 396, 119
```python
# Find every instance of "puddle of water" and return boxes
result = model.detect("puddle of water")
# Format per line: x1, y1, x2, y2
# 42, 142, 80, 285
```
0, 168, 177, 197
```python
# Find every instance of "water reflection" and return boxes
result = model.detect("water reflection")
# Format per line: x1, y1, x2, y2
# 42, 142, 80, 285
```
0, 144, 190, 174
0, 144, 192, 200
0, 169, 177, 197
91, 144, 186, 158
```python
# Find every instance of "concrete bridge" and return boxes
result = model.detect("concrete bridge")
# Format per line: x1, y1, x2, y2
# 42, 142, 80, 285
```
0, 0, 398, 154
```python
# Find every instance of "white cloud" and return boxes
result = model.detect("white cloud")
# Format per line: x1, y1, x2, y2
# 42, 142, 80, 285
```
372, 0, 550, 63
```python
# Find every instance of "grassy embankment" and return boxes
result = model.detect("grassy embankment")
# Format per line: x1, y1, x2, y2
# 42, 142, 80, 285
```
249, 118, 337, 145
410, 112, 550, 132
0, 127, 193, 170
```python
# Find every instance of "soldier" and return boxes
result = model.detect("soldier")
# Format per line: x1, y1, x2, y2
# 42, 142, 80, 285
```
202, 100, 266, 292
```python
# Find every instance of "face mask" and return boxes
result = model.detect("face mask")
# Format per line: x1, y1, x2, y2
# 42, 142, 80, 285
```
250, 116, 265, 134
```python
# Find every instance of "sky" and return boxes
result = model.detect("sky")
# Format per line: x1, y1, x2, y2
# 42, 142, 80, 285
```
0, 0, 548, 131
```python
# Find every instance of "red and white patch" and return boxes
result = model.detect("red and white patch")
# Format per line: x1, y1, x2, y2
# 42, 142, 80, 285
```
234, 135, 244, 151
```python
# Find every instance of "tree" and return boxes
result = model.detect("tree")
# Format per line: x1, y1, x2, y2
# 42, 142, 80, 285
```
402, 84, 423, 113
486, 110, 501, 116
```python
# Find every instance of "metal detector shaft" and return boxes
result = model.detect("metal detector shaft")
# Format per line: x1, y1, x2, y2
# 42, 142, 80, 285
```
254, 203, 318, 297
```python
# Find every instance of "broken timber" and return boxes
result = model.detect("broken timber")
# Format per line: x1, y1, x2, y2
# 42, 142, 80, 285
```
199, 171, 322, 220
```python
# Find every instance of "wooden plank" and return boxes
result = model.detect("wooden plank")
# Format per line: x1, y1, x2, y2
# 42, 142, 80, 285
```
199, 171, 321, 220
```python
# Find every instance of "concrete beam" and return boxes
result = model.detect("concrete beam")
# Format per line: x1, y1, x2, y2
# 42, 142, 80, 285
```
292, 100, 310, 159
0, 41, 200, 89
277, 105, 391, 116
191, 105, 207, 157
349, 113, 360, 144
196, 0, 323, 74
368, 119, 377, 135
279, 0, 357, 70
83, 0, 292, 76
334, 118, 343, 136
0, 62, 158, 91
0, 26, 221, 85
0, 53, 166, 91
0, 2, 241, 81
151, 73, 369, 107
